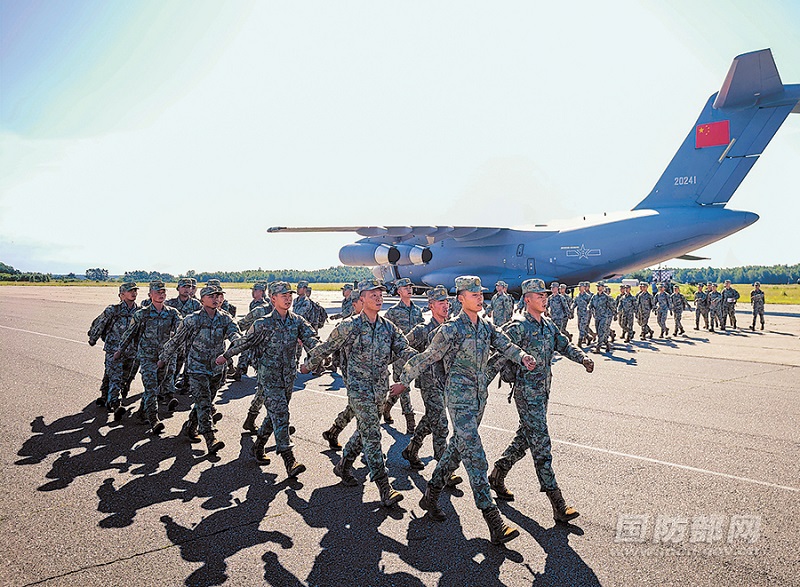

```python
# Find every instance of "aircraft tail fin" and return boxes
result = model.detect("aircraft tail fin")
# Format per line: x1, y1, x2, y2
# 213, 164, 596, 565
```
633, 49, 800, 210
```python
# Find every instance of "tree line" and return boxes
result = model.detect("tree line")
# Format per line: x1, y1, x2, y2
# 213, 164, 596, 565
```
624, 264, 800, 285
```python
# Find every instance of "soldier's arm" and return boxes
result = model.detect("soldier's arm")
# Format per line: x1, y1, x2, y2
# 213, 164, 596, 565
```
160, 318, 193, 364
489, 323, 528, 366
553, 325, 587, 365
87, 305, 113, 345
485, 321, 522, 381
306, 320, 352, 370
117, 311, 142, 355
297, 316, 321, 351
405, 323, 428, 351
399, 325, 454, 387
223, 322, 264, 359
390, 321, 418, 364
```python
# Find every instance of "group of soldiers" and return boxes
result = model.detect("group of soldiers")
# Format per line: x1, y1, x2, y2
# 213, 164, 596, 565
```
88, 274, 596, 546
87, 273, 764, 545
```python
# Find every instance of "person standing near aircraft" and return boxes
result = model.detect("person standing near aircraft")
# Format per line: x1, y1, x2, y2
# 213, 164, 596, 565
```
163, 278, 202, 404
750, 282, 766, 331
400, 286, 455, 479
485, 278, 594, 523
669, 285, 691, 336
653, 283, 672, 338
559, 283, 575, 330
382, 277, 424, 433
694, 283, 709, 330
547, 282, 572, 341
721, 280, 740, 330
708, 283, 722, 332
617, 284, 637, 343
116, 280, 181, 434
160, 284, 240, 454
574, 281, 595, 346
635, 282, 655, 340
392, 275, 537, 545
232, 282, 270, 381
589, 282, 616, 353
339, 283, 355, 318
305, 278, 416, 508
219, 281, 319, 477
88, 282, 140, 419
321, 289, 362, 450
487, 281, 514, 327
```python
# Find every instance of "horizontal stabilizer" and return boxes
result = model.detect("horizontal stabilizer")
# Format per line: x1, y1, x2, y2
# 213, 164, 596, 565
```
675, 254, 710, 261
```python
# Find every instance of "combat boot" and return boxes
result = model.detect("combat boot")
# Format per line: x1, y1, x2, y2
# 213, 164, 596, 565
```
488, 465, 514, 501
673, 328, 678, 336
333, 456, 359, 486
382, 399, 394, 424
322, 424, 343, 450
419, 483, 446, 521
605, 341, 612, 353
251, 435, 270, 464
242, 411, 258, 434
212, 411, 223, 424
405, 413, 416, 435
180, 419, 202, 443
374, 475, 403, 507
732, 317, 737, 329
546, 488, 580, 523
150, 417, 165, 435
760, 323, 764, 331
203, 431, 224, 454
401, 438, 424, 470
165, 394, 178, 412
482, 506, 519, 545
445, 473, 463, 487
750, 321, 755, 331
280, 449, 306, 478
109, 400, 126, 422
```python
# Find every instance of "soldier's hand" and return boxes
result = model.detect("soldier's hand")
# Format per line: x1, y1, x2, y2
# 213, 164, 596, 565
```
88, 339, 96, 347
583, 358, 594, 373
215, 355, 227, 366
389, 383, 407, 397
157, 359, 165, 369
112, 350, 121, 361
521, 355, 537, 370
299, 362, 311, 375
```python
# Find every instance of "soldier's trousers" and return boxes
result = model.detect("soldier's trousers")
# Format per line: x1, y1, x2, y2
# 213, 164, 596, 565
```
104, 350, 135, 406
248, 382, 268, 416
674, 311, 684, 332
637, 313, 653, 336
656, 309, 669, 332
577, 313, 591, 339
430, 397, 493, 511
595, 316, 612, 345
619, 313, 633, 337
160, 355, 178, 400
495, 386, 558, 492
722, 304, 737, 328
187, 372, 224, 434
139, 357, 167, 422
332, 403, 355, 430
386, 361, 413, 415
237, 349, 253, 373
696, 307, 709, 328
752, 307, 765, 327
257, 383, 294, 455
410, 384, 448, 460
341, 384, 389, 481
553, 317, 569, 338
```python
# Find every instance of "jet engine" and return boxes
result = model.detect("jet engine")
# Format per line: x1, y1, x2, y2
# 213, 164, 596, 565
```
338, 243, 394, 266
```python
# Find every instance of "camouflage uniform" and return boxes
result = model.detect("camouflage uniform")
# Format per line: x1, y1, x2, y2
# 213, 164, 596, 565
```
721, 284, 740, 329
223, 284, 319, 457
617, 288, 637, 342
693, 287, 709, 329
206, 279, 237, 317
308, 285, 417, 482
574, 284, 594, 344
708, 287, 723, 331
88, 284, 139, 409
160, 287, 240, 435
383, 289, 424, 417
164, 282, 203, 396
589, 287, 617, 351
669, 289, 690, 335
489, 310, 587, 493
118, 283, 181, 425
340, 285, 356, 319
546, 286, 571, 339
404, 287, 449, 461
448, 296, 462, 318
488, 285, 514, 327
750, 284, 765, 330
399, 287, 530, 512
653, 288, 671, 336
292, 283, 315, 363
635, 285, 655, 339
236, 283, 271, 377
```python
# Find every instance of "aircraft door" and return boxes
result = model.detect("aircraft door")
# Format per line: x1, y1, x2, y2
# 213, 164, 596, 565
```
527, 258, 536, 275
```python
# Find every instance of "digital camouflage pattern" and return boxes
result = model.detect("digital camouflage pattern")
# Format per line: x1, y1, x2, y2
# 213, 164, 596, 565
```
400, 312, 528, 510
670, 291, 691, 332
616, 290, 637, 340
546, 293, 571, 336
488, 291, 515, 327
574, 289, 594, 341
308, 314, 417, 481
589, 291, 616, 348
654, 290, 671, 333
88, 300, 139, 406
635, 288, 655, 336
750, 286, 765, 328
721, 285, 741, 328
384, 299, 424, 414
694, 287, 709, 328
488, 313, 587, 491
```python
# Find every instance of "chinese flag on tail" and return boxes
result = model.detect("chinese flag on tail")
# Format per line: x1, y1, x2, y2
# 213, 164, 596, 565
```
695, 120, 730, 148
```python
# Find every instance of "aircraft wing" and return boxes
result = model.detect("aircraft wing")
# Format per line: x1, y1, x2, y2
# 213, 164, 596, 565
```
268, 225, 507, 243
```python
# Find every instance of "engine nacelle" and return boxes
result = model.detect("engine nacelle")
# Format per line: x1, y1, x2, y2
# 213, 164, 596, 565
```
390, 244, 432, 265
339, 243, 393, 266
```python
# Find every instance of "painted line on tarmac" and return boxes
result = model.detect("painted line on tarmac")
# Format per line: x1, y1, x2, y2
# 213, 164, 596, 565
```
0, 325, 87, 345
301, 387, 797, 494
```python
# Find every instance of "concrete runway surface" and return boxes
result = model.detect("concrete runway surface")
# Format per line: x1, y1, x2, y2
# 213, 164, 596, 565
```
0, 286, 797, 587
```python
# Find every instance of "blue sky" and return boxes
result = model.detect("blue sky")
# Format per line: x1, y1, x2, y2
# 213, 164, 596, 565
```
1, 1, 798, 274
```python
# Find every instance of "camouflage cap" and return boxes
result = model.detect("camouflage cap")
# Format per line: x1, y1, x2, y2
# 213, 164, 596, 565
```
596, 281, 606, 288
753, 281, 761, 286
550, 282, 560, 289
188, 278, 197, 286
658, 283, 666, 288
341, 283, 353, 291
495, 280, 508, 288
521, 278, 548, 294
427, 285, 449, 301
673, 284, 680, 289
358, 278, 387, 292
454, 275, 487, 293
395, 278, 413, 288
177, 278, 192, 288
207, 279, 221, 287
119, 282, 138, 293
268, 281, 295, 295
297, 280, 309, 289
351, 289, 361, 299
199, 285, 224, 297
639, 281, 649, 286
149, 280, 166, 291
579, 281, 590, 287
252, 282, 267, 291
711, 283, 718, 288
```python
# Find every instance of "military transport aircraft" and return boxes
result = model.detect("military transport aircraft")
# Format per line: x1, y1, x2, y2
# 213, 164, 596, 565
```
269, 49, 799, 293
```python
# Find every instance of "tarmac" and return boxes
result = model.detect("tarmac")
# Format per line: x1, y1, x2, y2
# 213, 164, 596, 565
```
0, 285, 797, 587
